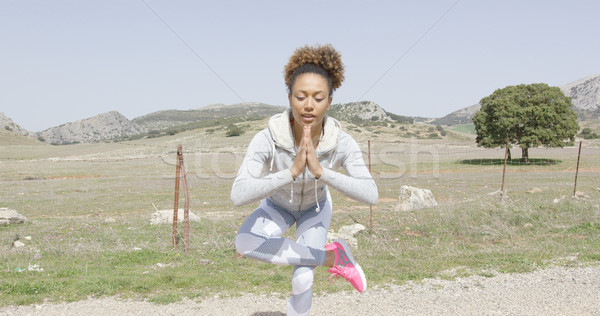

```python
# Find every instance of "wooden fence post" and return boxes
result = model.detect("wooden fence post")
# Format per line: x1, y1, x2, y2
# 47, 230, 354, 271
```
368, 140, 373, 236
573, 141, 582, 198
501, 137, 509, 199
172, 145, 182, 249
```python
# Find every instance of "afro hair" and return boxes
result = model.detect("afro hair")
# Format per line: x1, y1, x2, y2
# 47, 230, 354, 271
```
284, 44, 345, 93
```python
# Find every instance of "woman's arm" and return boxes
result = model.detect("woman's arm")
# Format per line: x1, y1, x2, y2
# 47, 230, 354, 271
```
230, 131, 293, 206
318, 135, 378, 205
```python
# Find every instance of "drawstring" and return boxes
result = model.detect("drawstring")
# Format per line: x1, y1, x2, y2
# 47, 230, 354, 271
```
289, 182, 294, 204
328, 146, 336, 168
270, 142, 276, 172
314, 178, 320, 212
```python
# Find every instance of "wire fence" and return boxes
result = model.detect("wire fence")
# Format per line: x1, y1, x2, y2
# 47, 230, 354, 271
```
1, 138, 599, 220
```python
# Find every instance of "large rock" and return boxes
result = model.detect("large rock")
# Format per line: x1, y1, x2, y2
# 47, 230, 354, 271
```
150, 209, 201, 225
327, 223, 366, 247
37, 111, 144, 144
395, 185, 438, 211
0, 113, 32, 137
0, 208, 28, 226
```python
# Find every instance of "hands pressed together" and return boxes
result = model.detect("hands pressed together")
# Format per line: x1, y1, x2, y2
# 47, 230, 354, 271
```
290, 125, 322, 180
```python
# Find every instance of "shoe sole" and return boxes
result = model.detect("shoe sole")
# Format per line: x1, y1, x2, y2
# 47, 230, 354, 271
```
334, 238, 367, 292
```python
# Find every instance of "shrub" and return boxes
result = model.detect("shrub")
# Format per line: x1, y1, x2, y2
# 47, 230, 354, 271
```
579, 128, 600, 139
225, 124, 244, 137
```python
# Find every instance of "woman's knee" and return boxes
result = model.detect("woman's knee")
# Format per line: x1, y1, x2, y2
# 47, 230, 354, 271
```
291, 267, 315, 294
235, 231, 265, 255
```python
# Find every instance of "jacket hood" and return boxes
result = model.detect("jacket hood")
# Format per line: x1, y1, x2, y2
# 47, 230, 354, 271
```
268, 108, 341, 154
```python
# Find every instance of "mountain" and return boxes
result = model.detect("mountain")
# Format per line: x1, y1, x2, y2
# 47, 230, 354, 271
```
560, 74, 600, 120
37, 111, 144, 145
432, 104, 481, 126
328, 101, 413, 124
0, 112, 32, 137
435, 74, 600, 126
133, 102, 285, 131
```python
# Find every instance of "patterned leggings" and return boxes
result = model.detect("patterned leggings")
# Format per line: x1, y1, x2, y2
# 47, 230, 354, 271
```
235, 193, 332, 316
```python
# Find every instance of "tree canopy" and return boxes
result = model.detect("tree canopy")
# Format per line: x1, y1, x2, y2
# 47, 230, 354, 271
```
473, 83, 579, 161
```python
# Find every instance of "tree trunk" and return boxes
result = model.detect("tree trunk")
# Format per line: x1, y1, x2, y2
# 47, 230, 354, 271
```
521, 147, 529, 163
507, 148, 512, 161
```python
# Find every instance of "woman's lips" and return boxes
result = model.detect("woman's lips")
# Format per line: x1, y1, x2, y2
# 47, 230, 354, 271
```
301, 114, 315, 123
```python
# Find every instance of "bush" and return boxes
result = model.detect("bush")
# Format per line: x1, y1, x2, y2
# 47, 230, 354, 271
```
579, 128, 600, 139
225, 124, 244, 137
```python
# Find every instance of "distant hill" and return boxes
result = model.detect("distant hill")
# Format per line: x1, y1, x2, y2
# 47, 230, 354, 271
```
432, 104, 481, 126
0, 112, 33, 137
329, 101, 413, 125
435, 73, 600, 126
133, 102, 285, 131
37, 111, 144, 145
25, 101, 414, 145
560, 74, 600, 120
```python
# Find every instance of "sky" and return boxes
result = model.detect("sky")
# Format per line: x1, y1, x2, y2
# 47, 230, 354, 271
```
1, 1, 599, 132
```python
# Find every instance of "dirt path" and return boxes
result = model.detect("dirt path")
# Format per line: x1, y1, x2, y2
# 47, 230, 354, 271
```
1, 265, 599, 316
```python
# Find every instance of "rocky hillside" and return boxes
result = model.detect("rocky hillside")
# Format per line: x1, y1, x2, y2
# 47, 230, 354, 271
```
329, 101, 413, 124
432, 104, 481, 126
0, 113, 32, 137
560, 74, 600, 120
435, 73, 600, 125
133, 102, 285, 131
37, 111, 144, 145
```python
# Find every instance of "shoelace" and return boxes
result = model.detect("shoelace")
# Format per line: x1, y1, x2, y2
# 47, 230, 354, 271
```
328, 265, 351, 286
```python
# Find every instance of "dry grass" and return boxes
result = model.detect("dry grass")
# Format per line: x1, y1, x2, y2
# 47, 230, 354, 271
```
1, 120, 599, 306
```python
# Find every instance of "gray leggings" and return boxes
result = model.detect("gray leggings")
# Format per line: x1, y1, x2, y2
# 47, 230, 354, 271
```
235, 193, 332, 316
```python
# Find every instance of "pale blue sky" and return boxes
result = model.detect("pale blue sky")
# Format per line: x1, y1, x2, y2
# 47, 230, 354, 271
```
2, 0, 599, 132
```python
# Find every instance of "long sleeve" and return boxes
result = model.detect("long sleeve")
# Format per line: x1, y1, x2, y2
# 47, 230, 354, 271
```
230, 131, 294, 207
318, 136, 378, 205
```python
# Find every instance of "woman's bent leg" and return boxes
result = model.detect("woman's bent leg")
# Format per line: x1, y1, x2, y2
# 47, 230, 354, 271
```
235, 199, 326, 266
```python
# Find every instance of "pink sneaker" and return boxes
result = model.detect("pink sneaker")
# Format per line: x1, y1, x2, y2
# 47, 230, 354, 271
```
325, 239, 367, 292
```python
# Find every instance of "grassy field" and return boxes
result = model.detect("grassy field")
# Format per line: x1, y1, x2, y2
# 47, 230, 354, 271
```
447, 123, 476, 135
1, 120, 599, 306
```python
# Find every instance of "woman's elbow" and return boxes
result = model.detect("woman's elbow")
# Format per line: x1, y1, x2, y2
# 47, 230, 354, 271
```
367, 184, 379, 205
230, 186, 246, 207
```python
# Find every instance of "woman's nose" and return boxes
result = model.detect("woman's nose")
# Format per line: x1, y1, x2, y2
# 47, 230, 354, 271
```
304, 97, 314, 110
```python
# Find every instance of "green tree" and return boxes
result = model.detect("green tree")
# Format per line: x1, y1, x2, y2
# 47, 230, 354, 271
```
473, 83, 578, 162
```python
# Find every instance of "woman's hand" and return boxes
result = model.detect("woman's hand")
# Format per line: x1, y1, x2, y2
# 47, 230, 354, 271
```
290, 126, 323, 179
303, 126, 323, 179
290, 129, 307, 179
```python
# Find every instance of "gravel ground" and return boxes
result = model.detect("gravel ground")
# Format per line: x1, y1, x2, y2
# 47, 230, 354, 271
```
1, 265, 599, 316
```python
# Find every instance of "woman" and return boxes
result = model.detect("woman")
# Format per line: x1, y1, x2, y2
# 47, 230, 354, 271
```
231, 44, 378, 316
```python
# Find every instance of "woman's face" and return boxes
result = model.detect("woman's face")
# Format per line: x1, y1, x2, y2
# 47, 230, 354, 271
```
288, 73, 332, 129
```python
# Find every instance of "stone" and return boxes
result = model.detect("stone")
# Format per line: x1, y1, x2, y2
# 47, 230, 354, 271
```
527, 187, 543, 194
574, 191, 588, 199
0, 208, 28, 225
553, 195, 567, 204
150, 209, 201, 225
395, 185, 438, 211
327, 224, 366, 247
13, 240, 25, 248
104, 217, 117, 224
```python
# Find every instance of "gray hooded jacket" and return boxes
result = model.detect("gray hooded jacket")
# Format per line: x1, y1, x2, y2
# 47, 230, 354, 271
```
231, 108, 378, 211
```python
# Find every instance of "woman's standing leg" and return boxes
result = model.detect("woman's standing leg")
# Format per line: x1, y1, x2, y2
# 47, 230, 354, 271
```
287, 196, 332, 316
